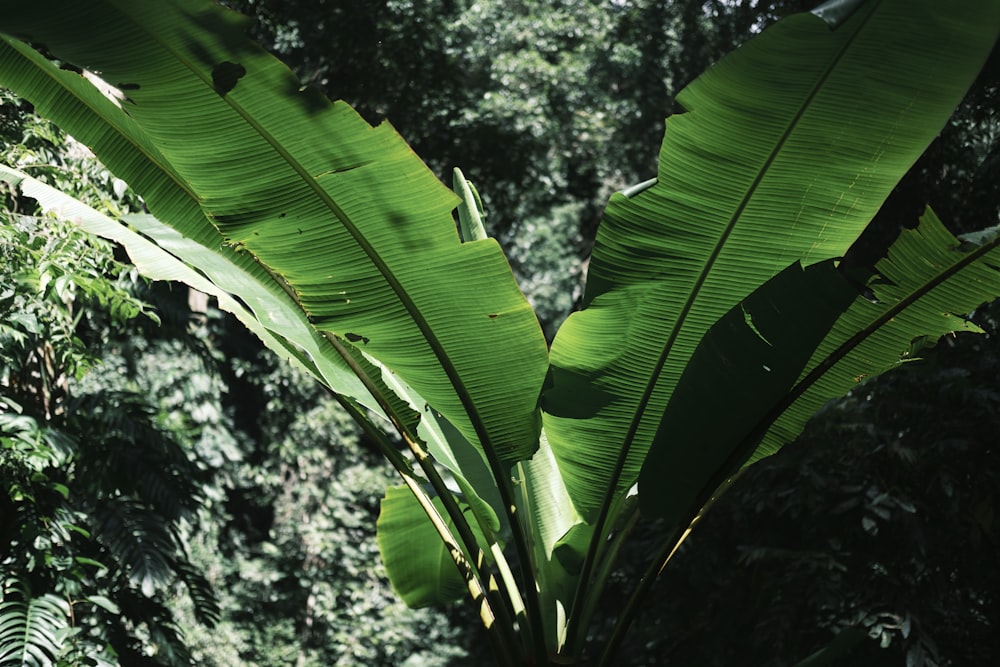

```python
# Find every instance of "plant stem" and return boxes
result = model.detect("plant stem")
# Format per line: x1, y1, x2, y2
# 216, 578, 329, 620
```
595, 521, 689, 666
326, 337, 524, 660
495, 463, 548, 663
563, 493, 624, 654
572, 502, 640, 659
337, 395, 522, 665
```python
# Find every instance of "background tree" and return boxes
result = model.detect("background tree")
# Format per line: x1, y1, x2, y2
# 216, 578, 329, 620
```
1, 91, 219, 665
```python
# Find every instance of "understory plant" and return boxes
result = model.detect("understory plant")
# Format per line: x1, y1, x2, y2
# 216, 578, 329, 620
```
1, 0, 998, 664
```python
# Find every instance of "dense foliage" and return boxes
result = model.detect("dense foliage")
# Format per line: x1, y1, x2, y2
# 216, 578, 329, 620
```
1, 95, 218, 665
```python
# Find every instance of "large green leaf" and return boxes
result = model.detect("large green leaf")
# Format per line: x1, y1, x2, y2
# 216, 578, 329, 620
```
1, 163, 518, 539
0, 0, 549, 465
2, 163, 509, 537
542, 0, 1000, 521
0, 40, 376, 411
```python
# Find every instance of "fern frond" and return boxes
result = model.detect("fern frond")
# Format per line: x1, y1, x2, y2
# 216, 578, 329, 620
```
70, 391, 205, 522
92, 499, 179, 598
0, 579, 70, 667
174, 560, 220, 628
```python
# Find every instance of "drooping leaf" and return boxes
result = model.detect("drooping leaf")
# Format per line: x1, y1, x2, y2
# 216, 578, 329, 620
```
11, 161, 505, 543
418, 403, 505, 538
543, 0, 1000, 521
367, 354, 504, 538
751, 208, 1000, 463
0, 0, 549, 466
0, 10, 524, 636
2, 164, 505, 534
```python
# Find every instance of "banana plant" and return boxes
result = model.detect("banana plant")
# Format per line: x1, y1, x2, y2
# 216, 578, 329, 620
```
0, 0, 997, 664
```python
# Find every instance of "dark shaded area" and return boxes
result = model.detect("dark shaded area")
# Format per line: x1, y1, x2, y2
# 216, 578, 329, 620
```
211, 60, 246, 95
604, 307, 1000, 665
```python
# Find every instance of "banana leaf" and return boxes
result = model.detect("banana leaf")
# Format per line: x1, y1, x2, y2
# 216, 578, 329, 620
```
0, 0, 549, 471
636, 260, 857, 522
752, 208, 1000, 463
542, 0, 1000, 522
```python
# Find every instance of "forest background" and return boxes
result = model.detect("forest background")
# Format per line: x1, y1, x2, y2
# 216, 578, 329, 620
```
1, 0, 998, 665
